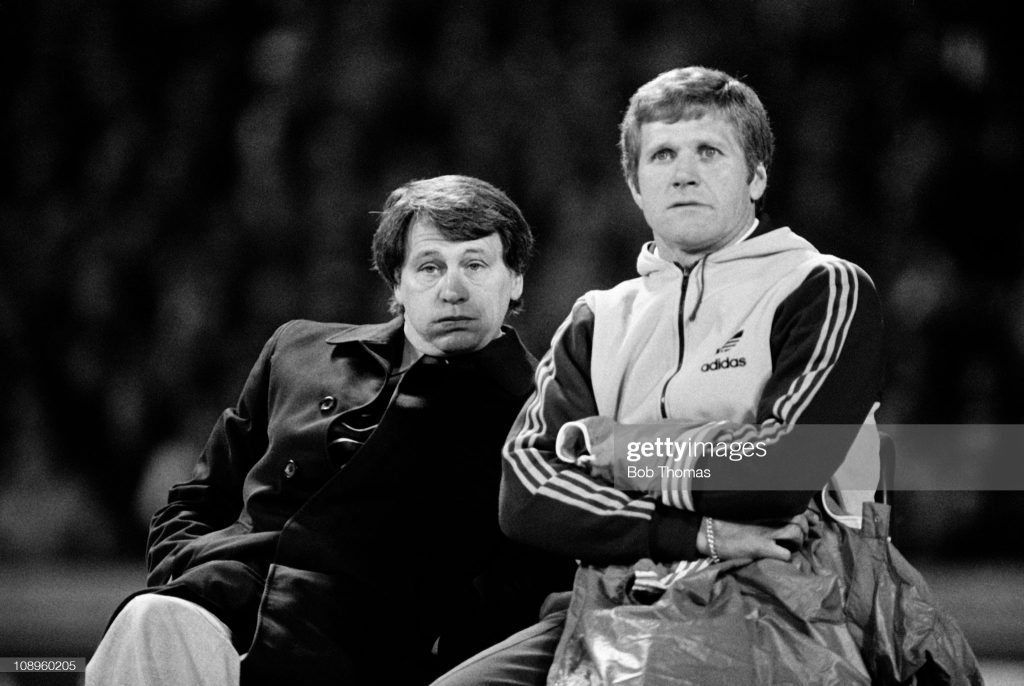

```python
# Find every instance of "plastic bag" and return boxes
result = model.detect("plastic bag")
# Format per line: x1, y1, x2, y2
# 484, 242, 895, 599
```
548, 502, 982, 685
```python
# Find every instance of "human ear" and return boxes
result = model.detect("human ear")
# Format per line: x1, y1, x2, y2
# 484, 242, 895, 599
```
749, 163, 767, 202
510, 272, 523, 301
392, 279, 405, 309
628, 177, 644, 209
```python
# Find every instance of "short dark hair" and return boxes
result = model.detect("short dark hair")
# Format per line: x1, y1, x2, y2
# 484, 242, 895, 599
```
372, 175, 534, 313
619, 66, 775, 194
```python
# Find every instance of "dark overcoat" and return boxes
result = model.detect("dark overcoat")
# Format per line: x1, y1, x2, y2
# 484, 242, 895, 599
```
134, 318, 572, 684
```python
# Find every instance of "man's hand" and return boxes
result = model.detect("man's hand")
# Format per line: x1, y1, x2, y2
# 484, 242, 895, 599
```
697, 510, 817, 562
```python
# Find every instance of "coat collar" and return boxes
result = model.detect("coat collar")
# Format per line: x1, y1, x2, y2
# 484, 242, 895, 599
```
324, 317, 404, 346
325, 317, 535, 396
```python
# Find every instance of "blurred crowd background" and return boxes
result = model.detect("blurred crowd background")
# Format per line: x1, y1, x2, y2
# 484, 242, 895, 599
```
1, 0, 1022, 670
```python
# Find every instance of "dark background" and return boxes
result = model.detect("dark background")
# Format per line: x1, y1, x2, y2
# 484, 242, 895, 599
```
0, 0, 1021, 677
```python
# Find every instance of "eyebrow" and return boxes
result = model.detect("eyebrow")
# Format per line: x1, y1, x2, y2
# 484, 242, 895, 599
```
408, 245, 494, 260
409, 248, 442, 260
646, 133, 730, 149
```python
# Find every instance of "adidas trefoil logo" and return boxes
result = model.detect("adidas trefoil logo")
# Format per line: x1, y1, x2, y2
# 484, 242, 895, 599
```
715, 330, 743, 354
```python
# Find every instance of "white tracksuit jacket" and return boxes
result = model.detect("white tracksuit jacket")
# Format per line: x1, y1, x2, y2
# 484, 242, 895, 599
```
501, 221, 883, 564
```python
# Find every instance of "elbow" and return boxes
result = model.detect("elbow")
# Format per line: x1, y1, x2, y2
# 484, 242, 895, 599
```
498, 482, 553, 552
498, 465, 542, 545
498, 494, 529, 544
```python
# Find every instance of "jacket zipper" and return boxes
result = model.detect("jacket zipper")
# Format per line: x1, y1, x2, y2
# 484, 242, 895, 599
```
659, 269, 690, 418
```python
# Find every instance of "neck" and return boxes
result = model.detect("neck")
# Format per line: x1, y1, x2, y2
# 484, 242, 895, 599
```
655, 216, 759, 269
654, 240, 704, 270
401, 322, 437, 362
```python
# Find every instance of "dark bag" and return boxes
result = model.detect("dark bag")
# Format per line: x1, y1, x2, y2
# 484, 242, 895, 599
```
549, 502, 983, 685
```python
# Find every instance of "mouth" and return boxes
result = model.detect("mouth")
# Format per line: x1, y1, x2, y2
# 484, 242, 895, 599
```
435, 316, 475, 329
669, 201, 707, 209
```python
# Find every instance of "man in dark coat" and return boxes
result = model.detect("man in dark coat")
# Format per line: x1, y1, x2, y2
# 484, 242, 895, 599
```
86, 175, 573, 686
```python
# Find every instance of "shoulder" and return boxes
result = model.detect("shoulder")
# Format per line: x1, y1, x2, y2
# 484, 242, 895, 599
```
281, 318, 401, 344
766, 226, 877, 293
267, 319, 340, 347
579, 275, 647, 323
276, 319, 339, 338
589, 275, 646, 302
772, 256, 882, 336
262, 318, 400, 359
551, 296, 597, 346
797, 257, 879, 299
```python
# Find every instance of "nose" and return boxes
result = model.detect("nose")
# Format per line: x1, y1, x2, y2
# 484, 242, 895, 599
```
671, 155, 699, 187
439, 270, 469, 303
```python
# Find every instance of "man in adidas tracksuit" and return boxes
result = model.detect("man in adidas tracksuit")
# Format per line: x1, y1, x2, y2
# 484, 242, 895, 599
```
431, 66, 883, 685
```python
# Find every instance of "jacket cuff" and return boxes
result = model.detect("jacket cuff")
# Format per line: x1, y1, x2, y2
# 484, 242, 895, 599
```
649, 502, 701, 562
554, 420, 593, 465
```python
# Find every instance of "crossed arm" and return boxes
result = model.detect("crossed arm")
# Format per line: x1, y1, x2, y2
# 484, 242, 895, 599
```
499, 263, 882, 566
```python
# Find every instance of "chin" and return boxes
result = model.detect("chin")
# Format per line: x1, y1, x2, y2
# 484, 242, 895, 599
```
431, 331, 487, 355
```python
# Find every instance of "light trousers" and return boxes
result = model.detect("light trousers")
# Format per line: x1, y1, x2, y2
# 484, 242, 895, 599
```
86, 594, 240, 686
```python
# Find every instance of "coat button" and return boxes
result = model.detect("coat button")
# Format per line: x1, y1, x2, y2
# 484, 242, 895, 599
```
284, 460, 298, 479
319, 396, 336, 413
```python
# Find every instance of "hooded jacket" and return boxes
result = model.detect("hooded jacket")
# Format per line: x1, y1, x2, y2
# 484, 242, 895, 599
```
500, 221, 883, 565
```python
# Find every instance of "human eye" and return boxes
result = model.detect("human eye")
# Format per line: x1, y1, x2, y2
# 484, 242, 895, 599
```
651, 147, 674, 162
417, 262, 441, 276
698, 145, 722, 160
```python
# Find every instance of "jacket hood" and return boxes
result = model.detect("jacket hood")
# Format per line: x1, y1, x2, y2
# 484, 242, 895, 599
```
637, 224, 818, 278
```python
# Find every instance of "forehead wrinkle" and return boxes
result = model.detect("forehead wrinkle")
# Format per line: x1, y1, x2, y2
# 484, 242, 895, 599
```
406, 237, 500, 261
641, 119, 737, 152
